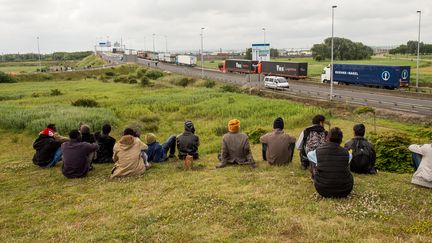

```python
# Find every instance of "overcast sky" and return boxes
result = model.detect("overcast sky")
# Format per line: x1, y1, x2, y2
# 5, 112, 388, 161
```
0, 0, 430, 53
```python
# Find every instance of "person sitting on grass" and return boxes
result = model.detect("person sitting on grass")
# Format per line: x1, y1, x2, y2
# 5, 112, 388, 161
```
216, 119, 256, 169
145, 133, 177, 163
409, 143, 432, 188
344, 124, 377, 174
79, 124, 95, 144
32, 125, 65, 167
307, 127, 353, 198
177, 120, 200, 160
61, 129, 99, 179
260, 117, 296, 165
93, 124, 116, 164
111, 128, 148, 179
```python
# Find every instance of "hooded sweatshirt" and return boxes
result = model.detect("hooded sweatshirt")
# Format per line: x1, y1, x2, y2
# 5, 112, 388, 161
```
32, 134, 63, 167
111, 135, 148, 179
177, 124, 200, 160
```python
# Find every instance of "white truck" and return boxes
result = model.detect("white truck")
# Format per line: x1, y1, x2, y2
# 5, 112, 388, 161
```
176, 55, 197, 66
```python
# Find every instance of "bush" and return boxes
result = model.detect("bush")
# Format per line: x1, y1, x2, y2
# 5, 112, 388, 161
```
72, 98, 99, 107
113, 75, 128, 83
50, 89, 63, 96
145, 70, 164, 80
139, 114, 160, 123
214, 125, 227, 136
204, 79, 216, 88
176, 77, 196, 87
128, 78, 138, 84
140, 76, 150, 86
220, 84, 241, 93
136, 68, 148, 78
105, 71, 115, 77
367, 133, 414, 173
0, 71, 17, 83
246, 127, 267, 144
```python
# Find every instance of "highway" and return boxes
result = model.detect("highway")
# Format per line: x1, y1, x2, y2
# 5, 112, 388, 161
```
103, 53, 432, 116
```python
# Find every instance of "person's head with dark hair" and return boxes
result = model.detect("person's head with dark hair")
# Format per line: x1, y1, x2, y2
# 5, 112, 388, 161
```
312, 115, 326, 126
273, 117, 284, 130
94, 131, 102, 142
47, 124, 57, 132
123, 128, 135, 136
102, 124, 112, 135
328, 127, 343, 144
80, 124, 91, 135
69, 129, 81, 141
184, 120, 195, 134
353, 124, 366, 137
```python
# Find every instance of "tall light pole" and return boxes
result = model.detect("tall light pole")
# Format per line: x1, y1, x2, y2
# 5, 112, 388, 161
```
144, 37, 147, 51
416, 10, 421, 90
262, 28, 266, 44
37, 37, 42, 72
152, 33, 156, 53
330, 5, 337, 100
165, 35, 168, 53
201, 27, 205, 79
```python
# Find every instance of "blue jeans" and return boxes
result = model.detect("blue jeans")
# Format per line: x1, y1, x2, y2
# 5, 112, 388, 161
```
162, 135, 176, 157
46, 148, 63, 167
412, 153, 422, 170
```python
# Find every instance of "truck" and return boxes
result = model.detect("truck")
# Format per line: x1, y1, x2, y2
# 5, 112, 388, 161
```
176, 55, 197, 66
321, 64, 410, 89
260, 61, 308, 79
219, 59, 258, 73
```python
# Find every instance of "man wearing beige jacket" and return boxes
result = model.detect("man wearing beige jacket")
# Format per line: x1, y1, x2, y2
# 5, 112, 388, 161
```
409, 143, 432, 188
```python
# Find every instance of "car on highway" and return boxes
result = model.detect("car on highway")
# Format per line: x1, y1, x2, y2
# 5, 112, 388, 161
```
264, 76, 289, 89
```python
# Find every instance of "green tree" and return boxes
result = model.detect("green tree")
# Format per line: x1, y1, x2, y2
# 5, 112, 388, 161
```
311, 37, 373, 61
270, 48, 279, 58
245, 48, 252, 60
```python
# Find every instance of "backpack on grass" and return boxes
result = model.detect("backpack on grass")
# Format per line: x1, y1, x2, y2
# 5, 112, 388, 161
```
350, 139, 374, 173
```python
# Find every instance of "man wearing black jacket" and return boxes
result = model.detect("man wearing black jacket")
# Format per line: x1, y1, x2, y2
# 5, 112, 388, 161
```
177, 120, 200, 160
32, 127, 64, 167
93, 124, 116, 163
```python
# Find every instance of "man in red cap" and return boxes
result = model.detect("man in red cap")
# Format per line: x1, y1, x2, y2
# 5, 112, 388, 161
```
32, 124, 66, 167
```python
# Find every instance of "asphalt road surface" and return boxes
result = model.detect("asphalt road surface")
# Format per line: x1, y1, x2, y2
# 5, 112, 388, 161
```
105, 54, 432, 116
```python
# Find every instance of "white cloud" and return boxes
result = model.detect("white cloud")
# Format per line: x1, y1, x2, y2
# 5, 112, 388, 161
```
0, 0, 430, 53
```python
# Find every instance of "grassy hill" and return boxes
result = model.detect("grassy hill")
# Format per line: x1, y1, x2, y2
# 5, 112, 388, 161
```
0, 68, 431, 241
76, 54, 106, 68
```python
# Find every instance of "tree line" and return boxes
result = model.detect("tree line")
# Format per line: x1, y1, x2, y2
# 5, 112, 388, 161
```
311, 37, 374, 61
0, 51, 94, 62
389, 41, 432, 55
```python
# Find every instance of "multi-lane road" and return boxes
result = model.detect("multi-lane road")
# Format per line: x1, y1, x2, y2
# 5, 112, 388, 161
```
102, 53, 432, 116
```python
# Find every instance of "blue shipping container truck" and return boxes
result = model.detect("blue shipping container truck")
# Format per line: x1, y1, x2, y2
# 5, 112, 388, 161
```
321, 64, 410, 89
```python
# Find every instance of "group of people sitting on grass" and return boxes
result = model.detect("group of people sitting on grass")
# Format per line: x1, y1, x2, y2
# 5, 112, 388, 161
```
32, 115, 432, 198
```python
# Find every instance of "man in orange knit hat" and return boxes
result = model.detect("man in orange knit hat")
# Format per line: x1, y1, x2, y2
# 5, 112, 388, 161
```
216, 119, 256, 168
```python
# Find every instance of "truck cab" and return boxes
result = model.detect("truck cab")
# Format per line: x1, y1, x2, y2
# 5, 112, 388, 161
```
321, 66, 331, 83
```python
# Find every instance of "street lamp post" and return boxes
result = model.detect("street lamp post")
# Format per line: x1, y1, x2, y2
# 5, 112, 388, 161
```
262, 28, 266, 44
330, 5, 337, 100
37, 37, 42, 72
152, 33, 156, 53
201, 27, 205, 79
165, 35, 168, 53
416, 10, 421, 90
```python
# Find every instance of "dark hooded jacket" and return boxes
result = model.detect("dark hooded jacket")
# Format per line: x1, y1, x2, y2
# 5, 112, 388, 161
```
177, 125, 200, 160
32, 135, 63, 167
93, 134, 116, 163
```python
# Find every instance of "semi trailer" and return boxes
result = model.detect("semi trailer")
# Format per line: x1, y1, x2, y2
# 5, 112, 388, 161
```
321, 64, 410, 89
260, 61, 308, 79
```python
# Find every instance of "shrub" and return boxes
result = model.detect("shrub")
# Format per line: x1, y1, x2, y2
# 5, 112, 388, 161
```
246, 127, 267, 144
0, 71, 17, 83
128, 78, 138, 84
204, 79, 216, 88
50, 89, 63, 96
140, 76, 150, 86
145, 70, 164, 80
139, 114, 160, 123
72, 98, 99, 107
220, 84, 241, 93
176, 77, 196, 87
113, 75, 128, 83
136, 68, 148, 78
367, 133, 413, 173
105, 71, 115, 77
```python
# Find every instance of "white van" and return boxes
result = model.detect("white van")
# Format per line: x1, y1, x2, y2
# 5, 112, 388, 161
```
264, 76, 289, 89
